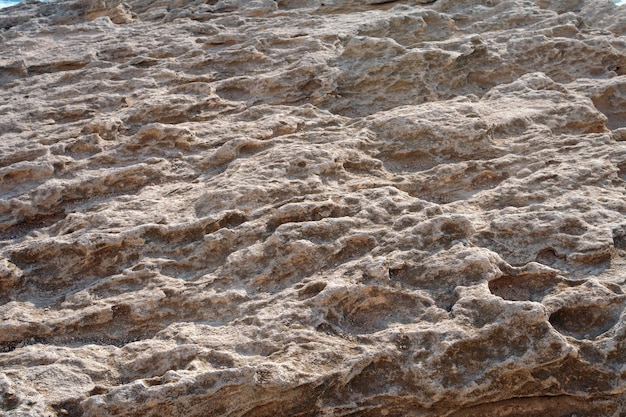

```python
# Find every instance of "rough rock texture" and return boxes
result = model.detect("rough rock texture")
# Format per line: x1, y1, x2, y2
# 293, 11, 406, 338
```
1, 0, 626, 415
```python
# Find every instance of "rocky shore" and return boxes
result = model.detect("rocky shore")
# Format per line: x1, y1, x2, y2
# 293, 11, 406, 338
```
1, 0, 626, 415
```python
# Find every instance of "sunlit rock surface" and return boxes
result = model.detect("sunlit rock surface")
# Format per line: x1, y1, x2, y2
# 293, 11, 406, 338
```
1, 0, 626, 415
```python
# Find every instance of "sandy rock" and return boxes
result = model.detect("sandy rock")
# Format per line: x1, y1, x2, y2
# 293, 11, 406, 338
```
1, 0, 625, 415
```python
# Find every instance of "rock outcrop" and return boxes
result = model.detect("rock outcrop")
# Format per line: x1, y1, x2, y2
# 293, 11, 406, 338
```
1, 0, 626, 415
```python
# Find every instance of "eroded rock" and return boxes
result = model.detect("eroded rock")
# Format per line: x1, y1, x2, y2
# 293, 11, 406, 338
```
0, 0, 625, 415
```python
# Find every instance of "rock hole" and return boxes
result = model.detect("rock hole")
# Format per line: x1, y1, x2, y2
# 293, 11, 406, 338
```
216, 84, 251, 101
389, 266, 409, 282
219, 211, 247, 229
470, 170, 506, 188
111, 304, 131, 319
52, 400, 83, 417
0, 392, 19, 411
488, 273, 562, 302
330, 235, 377, 264
613, 227, 626, 250
327, 286, 433, 334
441, 220, 470, 242
549, 303, 624, 339
558, 218, 587, 236
298, 281, 327, 299
535, 247, 565, 266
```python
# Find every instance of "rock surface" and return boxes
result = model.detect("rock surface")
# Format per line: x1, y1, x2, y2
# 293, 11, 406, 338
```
1, 0, 626, 415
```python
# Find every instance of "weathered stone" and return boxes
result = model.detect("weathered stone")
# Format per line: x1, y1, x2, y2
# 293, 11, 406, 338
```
0, 0, 625, 415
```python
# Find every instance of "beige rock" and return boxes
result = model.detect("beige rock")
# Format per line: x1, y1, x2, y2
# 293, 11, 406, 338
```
0, 0, 625, 415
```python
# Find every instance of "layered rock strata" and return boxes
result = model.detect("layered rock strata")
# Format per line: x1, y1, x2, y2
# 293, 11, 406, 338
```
1, 0, 626, 415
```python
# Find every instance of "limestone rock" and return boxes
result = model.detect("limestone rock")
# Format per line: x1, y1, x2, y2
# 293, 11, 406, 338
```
0, 0, 625, 415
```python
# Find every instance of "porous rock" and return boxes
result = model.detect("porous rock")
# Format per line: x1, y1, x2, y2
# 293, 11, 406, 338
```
1, 0, 625, 415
